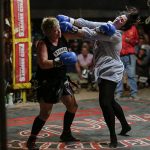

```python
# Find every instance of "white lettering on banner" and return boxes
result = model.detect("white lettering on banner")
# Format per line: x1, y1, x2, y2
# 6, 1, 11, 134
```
19, 44, 25, 82
17, 0, 25, 37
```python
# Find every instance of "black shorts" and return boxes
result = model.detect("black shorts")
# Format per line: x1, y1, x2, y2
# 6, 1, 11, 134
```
37, 78, 73, 104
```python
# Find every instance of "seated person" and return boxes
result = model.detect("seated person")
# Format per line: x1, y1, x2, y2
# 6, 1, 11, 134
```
136, 44, 150, 87
76, 44, 93, 79
76, 44, 94, 89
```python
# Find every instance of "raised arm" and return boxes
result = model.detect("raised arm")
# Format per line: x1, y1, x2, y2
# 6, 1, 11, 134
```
74, 18, 106, 29
81, 27, 122, 43
59, 21, 119, 42
56, 15, 106, 29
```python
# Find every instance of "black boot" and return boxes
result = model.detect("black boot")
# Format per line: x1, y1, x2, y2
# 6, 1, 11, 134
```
60, 131, 80, 142
26, 136, 39, 150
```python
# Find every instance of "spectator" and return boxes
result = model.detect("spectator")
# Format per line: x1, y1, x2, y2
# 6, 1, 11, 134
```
137, 26, 149, 44
69, 39, 80, 54
77, 44, 93, 78
66, 39, 81, 93
76, 44, 95, 90
136, 44, 150, 87
66, 39, 80, 73
116, 8, 140, 100
135, 35, 147, 54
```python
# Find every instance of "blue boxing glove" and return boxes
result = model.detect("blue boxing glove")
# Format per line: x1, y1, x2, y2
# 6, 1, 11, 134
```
107, 23, 116, 36
56, 15, 75, 24
60, 52, 77, 65
60, 21, 78, 33
96, 23, 116, 36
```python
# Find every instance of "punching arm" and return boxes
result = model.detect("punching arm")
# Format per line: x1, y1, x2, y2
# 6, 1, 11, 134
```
82, 27, 121, 42
74, 18, 106, 29
53, 52, 77, 67
56, 14, 106, 29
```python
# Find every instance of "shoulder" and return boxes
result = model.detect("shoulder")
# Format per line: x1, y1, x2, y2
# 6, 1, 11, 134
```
132, 25, 138, 30
36, 40, 47, 53
37, 40, 46, 48
112, 30, 122, 42
78, 54, 82, 59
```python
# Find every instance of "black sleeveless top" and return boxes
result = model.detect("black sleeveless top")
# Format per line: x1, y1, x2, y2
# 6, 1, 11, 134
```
36, 36, 68, 82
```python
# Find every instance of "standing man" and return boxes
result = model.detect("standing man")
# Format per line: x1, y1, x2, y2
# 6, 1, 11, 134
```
56, 10, 139, 148
116, 24, 139, 100
116, 7, 139, 100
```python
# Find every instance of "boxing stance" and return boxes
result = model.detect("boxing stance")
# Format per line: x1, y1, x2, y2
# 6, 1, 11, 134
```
26, 17, 80, 150
56, 12, 139, 148
26, 15, 117, 150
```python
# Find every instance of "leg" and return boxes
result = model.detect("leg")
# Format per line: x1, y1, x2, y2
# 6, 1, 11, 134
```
98, 79, 118, 148
27, 102, 53, 149
126, 55, 138, 97
112, 100, 131, 135
60, 95, 79, 141
116, 80, 124, 98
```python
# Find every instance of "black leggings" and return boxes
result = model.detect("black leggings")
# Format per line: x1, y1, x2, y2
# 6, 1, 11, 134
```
98, 79, 128, 137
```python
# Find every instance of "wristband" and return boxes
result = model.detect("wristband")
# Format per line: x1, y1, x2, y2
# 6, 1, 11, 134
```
53, 58, 63, 67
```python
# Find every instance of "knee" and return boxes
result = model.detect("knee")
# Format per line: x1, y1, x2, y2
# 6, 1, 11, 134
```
72, 103, 78, 112
68, 103, 78, 113
74, 103, 78, 110
39, 112, 50, 121
99, 101, 111, 110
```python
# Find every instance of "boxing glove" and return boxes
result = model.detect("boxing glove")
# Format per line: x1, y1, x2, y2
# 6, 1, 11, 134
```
96, 23, 116, 36
60, 21, 78, 33
60, 52, 77, 65
56, 15, 75, 24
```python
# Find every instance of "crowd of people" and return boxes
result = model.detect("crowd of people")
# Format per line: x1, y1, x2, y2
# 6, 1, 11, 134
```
32, 23, 150, 94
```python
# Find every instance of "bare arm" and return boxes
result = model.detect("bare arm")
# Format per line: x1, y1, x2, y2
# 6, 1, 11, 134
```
37, 41, 54, 69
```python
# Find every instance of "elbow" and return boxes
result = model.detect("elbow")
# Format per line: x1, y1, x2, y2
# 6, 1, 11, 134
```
38, 60, 52, 69
38, 63, 46, 69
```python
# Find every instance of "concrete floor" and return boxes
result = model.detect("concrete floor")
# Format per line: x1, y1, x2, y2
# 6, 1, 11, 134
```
7, 87, 150, 149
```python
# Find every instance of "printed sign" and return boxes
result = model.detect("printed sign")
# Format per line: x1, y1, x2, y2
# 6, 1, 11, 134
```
11, 0, 31, 89
15, 42, 29, 83
13, 0, 28, 38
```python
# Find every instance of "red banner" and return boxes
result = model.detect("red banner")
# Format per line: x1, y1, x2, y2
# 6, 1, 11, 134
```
15, 42, 29, 83
11, 0, 31, 89
13, 0, 28, 38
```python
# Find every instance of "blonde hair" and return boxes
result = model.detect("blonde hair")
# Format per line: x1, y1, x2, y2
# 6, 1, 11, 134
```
41, 17, 59, 36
